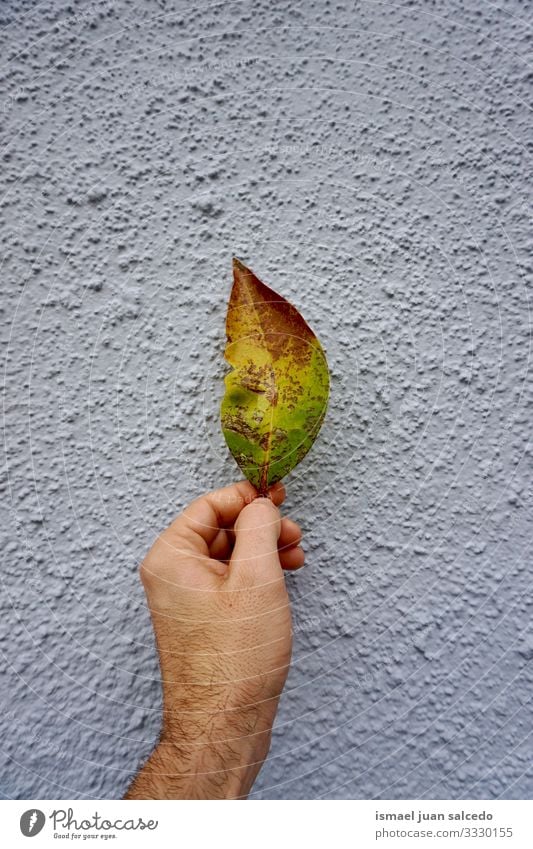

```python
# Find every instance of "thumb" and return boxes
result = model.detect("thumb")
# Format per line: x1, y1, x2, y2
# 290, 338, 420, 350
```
230, 497, 282, 584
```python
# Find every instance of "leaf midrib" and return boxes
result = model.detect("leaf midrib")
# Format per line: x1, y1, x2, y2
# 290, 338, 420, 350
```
240, 276, 277, 493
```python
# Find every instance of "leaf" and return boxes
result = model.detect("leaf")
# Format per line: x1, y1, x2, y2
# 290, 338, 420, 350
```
221, 258, 329, 494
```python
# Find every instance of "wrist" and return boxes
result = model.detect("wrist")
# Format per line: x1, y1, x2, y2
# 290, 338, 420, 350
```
164, 700, 273, 794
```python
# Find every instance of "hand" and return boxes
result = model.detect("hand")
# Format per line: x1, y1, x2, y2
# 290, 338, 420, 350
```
124, 480, 304, 799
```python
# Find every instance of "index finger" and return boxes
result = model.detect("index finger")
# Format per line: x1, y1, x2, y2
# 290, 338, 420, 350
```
170, 480, 286, 550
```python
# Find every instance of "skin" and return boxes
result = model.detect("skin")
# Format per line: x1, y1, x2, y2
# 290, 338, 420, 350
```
124, 479, 303, 800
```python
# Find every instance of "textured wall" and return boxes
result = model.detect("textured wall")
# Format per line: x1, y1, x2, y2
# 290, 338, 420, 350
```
1, 0, 531, 800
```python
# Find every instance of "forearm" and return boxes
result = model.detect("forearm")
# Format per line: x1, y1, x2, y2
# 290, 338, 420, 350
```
125, 687, 275, 800
124, 730, 271, 800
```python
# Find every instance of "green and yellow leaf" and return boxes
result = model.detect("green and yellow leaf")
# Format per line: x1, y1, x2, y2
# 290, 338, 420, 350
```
221, 258, 329, 493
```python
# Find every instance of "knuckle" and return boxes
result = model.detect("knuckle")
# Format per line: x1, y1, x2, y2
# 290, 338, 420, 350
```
139, 546, 164, 588
138, 557, 153, 588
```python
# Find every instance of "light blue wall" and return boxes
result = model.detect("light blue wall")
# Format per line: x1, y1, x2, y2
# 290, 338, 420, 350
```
1, 0, 531, 799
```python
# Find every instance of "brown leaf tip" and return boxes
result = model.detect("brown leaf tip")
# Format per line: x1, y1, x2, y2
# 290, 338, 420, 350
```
232, 256, 250, 274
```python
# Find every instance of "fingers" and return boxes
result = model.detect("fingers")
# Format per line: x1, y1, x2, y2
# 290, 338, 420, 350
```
278, 517, 301, 549
171, 480, 286, 551
209, 515, 305, 569
278, 516, 304, 571
279, 546, 305, 570
165, 478, 305, 575
209, 527, 232, 561
230, 497, 282, 583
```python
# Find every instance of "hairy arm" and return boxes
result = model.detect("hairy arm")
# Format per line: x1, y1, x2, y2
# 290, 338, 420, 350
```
125, 730, 270, 800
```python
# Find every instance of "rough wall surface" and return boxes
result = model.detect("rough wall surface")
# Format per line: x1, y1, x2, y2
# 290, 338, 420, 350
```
1, 0, 531, 800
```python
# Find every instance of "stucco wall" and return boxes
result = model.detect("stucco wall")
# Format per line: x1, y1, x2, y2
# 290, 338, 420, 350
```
1, 0, 531, 799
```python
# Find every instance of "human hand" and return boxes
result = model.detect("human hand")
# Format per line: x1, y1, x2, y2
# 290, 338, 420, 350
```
125, 480, 304, 799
